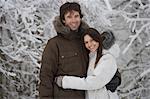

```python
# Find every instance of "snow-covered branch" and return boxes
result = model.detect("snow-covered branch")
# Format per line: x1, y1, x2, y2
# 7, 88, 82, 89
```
104, 0, 112, 11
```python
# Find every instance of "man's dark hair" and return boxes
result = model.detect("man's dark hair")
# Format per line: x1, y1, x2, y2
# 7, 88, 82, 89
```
60, 2, 83, 24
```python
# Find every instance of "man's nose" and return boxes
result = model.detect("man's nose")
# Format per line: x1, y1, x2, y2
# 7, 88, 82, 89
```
71, 17, 76, 22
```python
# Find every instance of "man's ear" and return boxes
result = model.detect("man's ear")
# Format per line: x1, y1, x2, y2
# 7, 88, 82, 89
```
62, 20, 65, 24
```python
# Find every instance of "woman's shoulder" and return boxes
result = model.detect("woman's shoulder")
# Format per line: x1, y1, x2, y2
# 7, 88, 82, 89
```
102, 44, 120, 58
100, 53, 114, 61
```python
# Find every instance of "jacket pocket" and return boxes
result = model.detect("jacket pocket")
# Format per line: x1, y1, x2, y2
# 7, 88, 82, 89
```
60, 51, 78, 59
58, 51, 80, 73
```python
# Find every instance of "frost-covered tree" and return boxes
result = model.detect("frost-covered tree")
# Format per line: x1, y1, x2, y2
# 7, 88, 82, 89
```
0, 0, 150, 99
0, 0, 60, 98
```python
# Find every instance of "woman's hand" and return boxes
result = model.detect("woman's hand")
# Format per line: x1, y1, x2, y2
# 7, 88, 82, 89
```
55, 76, 64, 87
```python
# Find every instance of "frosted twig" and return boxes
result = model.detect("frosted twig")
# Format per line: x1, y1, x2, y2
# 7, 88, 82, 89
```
146, 41, 150, 46
140, 68, 150, 78
123, 23, 150, 54
0, 67, 16, 77
104, 0, 112, 11
120, 87, 147, 97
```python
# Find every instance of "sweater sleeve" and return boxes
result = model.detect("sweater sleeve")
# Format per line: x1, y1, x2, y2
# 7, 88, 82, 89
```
62, 54, 117, 90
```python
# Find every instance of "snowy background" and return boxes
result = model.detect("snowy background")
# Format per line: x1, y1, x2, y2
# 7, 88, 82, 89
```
0, 0, 150, 99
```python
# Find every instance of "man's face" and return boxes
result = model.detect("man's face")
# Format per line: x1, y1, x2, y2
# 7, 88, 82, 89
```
63, 10, 81, 31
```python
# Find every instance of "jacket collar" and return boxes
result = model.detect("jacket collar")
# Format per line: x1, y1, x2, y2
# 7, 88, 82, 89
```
53, 16, 89, 39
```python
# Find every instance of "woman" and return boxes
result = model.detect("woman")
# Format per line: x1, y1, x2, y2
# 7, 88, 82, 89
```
56, 28, 120, 99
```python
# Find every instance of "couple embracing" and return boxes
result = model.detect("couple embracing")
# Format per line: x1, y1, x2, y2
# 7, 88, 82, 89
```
39, 2, 121, 99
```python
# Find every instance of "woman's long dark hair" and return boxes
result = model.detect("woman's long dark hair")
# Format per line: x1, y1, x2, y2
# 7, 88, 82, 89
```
82, 28, 103, 67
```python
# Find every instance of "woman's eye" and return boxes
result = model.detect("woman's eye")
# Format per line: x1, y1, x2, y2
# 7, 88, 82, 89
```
84, 42, 88, 44
90, 39, 94, 42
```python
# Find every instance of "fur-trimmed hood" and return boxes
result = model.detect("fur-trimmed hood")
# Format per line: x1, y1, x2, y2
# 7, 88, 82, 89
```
103, 44, 120, 58
53, 16, 89, 37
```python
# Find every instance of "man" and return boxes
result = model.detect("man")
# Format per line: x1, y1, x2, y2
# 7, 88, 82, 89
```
39, 2, 89, 99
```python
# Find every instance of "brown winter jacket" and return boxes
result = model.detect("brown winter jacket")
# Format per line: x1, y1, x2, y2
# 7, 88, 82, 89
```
39, 16, 89, 99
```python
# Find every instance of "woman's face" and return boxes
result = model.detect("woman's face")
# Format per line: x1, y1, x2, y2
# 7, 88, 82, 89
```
84, 34, 99, 52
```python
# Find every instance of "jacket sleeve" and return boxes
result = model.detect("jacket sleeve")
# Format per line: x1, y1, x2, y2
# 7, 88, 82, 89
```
106, 69, 121, 92
62, 54, 117, 90
39, 39, 58, 99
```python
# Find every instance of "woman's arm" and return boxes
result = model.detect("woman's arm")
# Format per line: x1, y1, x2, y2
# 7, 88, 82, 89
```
62, 54, 117, 90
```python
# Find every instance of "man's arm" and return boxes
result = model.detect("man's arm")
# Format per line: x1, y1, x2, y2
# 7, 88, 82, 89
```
39, 39, 58, 99
106, 69, 121, 92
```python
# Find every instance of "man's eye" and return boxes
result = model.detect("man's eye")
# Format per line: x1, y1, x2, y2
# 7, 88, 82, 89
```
67, 16, 71, 18
75, 15, 79, 18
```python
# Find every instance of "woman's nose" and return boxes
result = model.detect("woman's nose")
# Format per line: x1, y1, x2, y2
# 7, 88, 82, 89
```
88, 42, 92, 47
